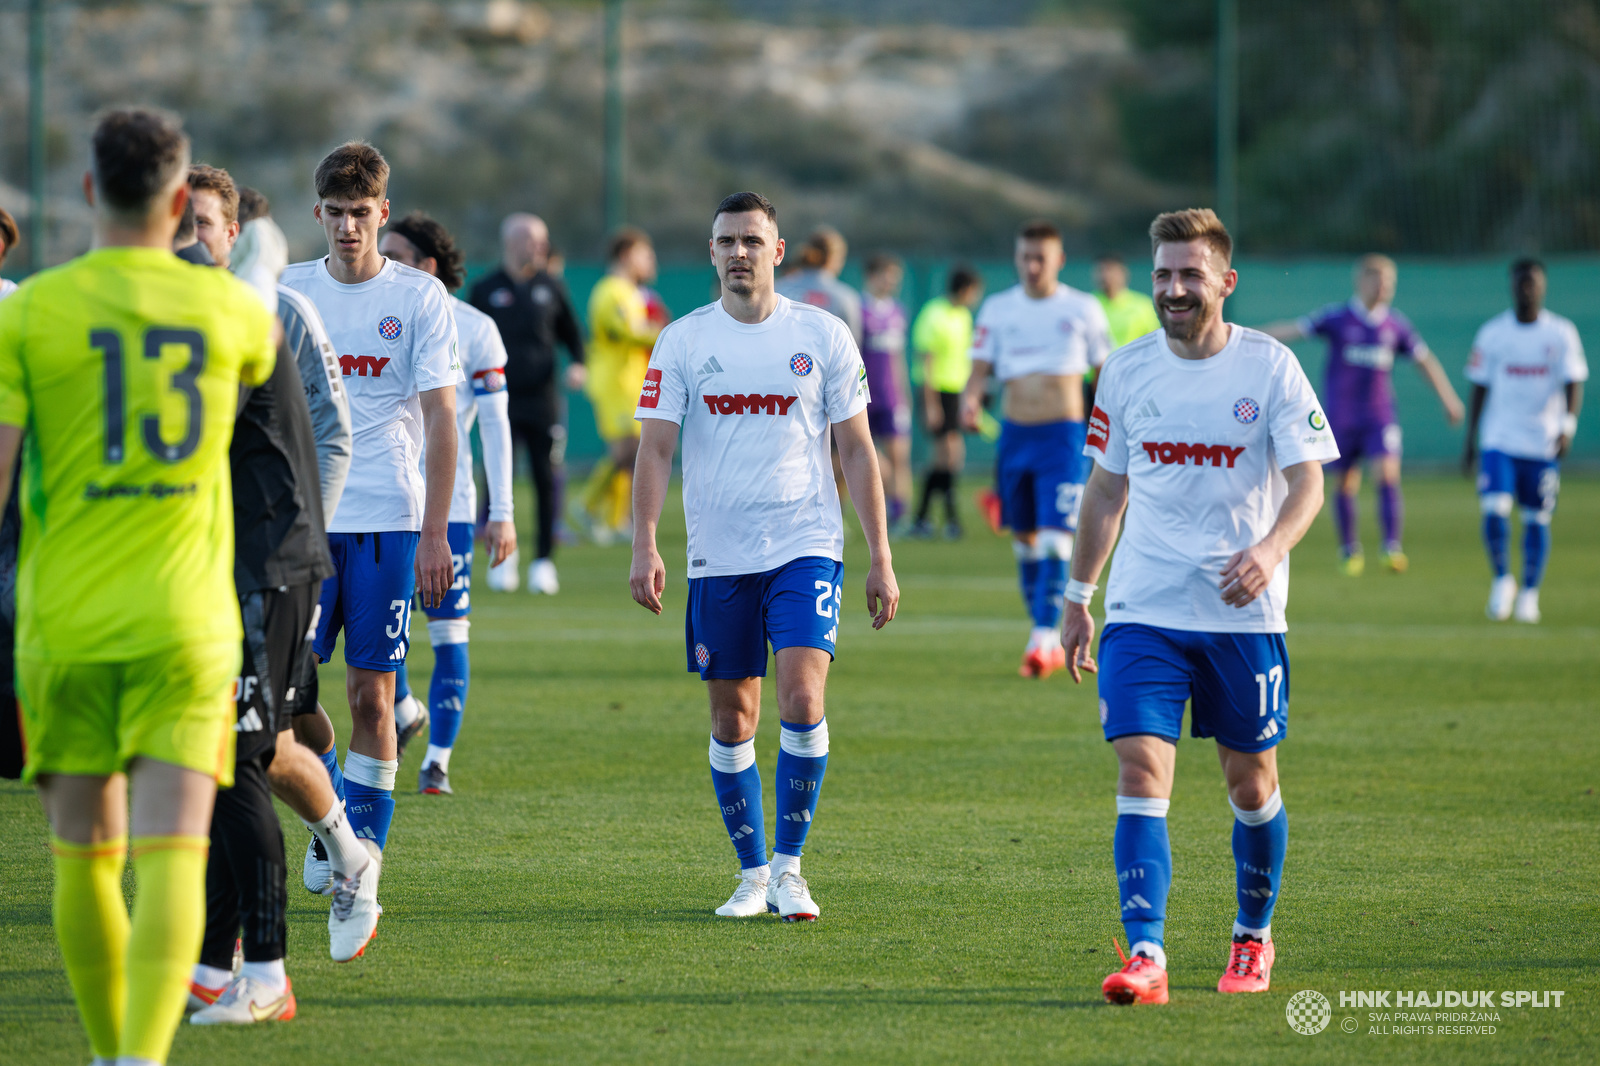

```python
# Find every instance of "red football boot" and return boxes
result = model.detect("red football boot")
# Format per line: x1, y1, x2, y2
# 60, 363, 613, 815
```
1102, 938, 1169, 1005
1217, 935, 1275, 994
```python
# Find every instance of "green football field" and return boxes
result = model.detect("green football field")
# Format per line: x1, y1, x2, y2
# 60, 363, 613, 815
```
2, 474, 1595, 1064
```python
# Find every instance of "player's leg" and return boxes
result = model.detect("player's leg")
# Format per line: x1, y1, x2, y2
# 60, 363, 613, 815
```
193, 797, 240, 1008
1376, 424, 1407, 571
303, 553, 348, 804
392, 660, 428, 759
1096, 623, 1191, 1004
1024, 424, 1086, 678
1191, 631, 1289, 994
419, 522, 475, 794
1512, 458, 1559, 623
1334, 461, 1363, 575
607, 433, 639, 534
1477, 450, 1517, 619
524, 403, 562, 593
887, 429, 912, 531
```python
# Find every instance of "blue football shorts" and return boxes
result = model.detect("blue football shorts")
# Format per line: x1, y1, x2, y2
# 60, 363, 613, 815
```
685, 556, 844, 681
1478, 449, 1560, 517
314, 531, 420, 672
420, 521, 475, 620
1097, 622, 1290, 754
995, 419, 1090, 534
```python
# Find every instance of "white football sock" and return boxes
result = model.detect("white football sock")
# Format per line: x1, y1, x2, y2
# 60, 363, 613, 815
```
239, 958, 287, 994
192, 962, 231, 989
1233, 921, 1271, 941
424, 743, 453, 772
771, 853, 801, 879
740, 863, 770, 881
1030, 626, 1061, 650
307, 800, 370, 879
393, 693, 424, 731
1130, 939, 1167, 969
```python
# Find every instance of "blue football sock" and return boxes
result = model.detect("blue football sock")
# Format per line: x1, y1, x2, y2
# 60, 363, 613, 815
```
774, 720, 829, 858
1231, 789, 1288, 936
428, 642, 469, 749
1033, 556, 1067, 629
1114, 797, 1172, 952
1483, 513, 1511, 578
343, 751, 397, 850
393, 662, 411, 703
1017, 556, 1042, 622
708, 736, 766, 868
317, 747, 346, 806
1522, 517, 1551, 589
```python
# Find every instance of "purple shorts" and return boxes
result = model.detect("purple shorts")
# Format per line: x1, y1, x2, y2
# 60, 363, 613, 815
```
867, 402, 909, 440
1326, 415, 1401, 469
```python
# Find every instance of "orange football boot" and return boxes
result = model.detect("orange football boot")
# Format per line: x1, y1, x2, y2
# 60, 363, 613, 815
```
1217, 936, 1275, 993
1020, 644, 1066, 678
1102, 938, 1169, 1005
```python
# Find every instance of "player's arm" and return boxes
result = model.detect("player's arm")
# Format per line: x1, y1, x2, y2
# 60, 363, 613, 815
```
1462, 379, 1487, 476
1559, 380, 1584, 460
1259, 319, 1308, 343
1219, 460, 1324, 608
477, 383, 517, 566
629, 417, 677, 615
833, 410, 899, 629
416, 385, 458, 608
959, 359, 992, 431
1062, 463, 1129, 684
1411, 344, 1465, 425
556, 285, 588, 391
0, 424, 21, 505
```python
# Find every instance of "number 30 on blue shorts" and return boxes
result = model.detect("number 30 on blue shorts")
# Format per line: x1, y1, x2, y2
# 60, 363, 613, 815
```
313, 531, 420, 672
685, 556, 844, 680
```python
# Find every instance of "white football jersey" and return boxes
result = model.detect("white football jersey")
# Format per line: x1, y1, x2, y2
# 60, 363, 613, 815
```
971, 283, 1113, 381
636, 295, 869, 578
440, 297, 512, 523
281, 257, 463, 533
1086, 326, 1339, 634
1467, 309, 1587, 460
0, 279, 17, 301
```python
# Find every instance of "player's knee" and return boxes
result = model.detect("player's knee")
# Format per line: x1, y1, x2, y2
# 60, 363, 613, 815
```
427, 618, 470, 646
1479, 492, 1513, 517
1036, 528, 1074, 560
1013, 537, 1044, 561
1228, 778, 1281, 817
1520, 507, 1553, 526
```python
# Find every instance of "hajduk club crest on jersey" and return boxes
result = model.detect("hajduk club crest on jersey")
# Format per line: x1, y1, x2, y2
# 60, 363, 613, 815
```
1233, 397, 1260, 424
379, 316, 403, 340
790, 353, 813, 377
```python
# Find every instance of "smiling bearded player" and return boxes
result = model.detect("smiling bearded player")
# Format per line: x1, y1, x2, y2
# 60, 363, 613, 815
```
630, 191, 899, 922
1062, 209, 1338, 1004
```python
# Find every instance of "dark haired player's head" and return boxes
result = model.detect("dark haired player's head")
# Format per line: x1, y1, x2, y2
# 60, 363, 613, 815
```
380, 211, 466, 291
313, 141, 391, 267
1, 206, 21, 268
187, 163, 240, 268
237, 186, 271, 224
713, 191, 776, 226
1511, 256, 1547, 320
1015, 218, 1064, 296
1093, 252, 1129, 298
607, 226, 657, 285
711, 191, 783, 298
88, 108, 191, 240
864, 252, 903, 297
946, 263, 982, 302
1148, 207, 1236, 342
796, 226, 847, 275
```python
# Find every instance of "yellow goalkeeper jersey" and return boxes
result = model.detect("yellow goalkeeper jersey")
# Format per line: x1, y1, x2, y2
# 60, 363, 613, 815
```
0, 246, 275, 661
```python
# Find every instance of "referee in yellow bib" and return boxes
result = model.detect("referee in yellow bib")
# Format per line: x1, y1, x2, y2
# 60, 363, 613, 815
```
0, 109, 274, 1066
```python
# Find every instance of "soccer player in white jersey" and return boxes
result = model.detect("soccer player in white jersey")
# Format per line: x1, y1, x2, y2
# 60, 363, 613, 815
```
1462, 258, 1587, 624
630, 191, 899, 921
378, 212, 517, 793
961, 219, 1113, 679
280, 143, 462, 960
1061, 209, 1338, 1004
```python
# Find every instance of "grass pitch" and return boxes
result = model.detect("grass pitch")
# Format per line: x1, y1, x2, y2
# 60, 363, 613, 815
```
2, 474, 1596, 1064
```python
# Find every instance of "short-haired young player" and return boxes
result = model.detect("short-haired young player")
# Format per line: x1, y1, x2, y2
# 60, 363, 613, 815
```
962, 220, 1113, 678
379, 212, 517, 793
1462, 258, 1586, 624
1264, 254, 1463, 574
1063, 209, 1338, 1004
0, 107, 276, 1065
281, 142, 462, 959
631, 191, 899, 921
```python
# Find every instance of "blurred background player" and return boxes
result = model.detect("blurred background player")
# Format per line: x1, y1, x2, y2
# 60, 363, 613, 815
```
962, 220, 1112, 678
281, 142, 462, 961
581, 227, 664, 545
1090, 252, 1159, 407
860, 253, 912, 532
380, 212, 517, 794
1263, 255, 1463, 574
909, 264, 982, 538
1064, 208, 1337, 1006
0, 107, 275, 1066
631, 191, 898, 923
172, 198, 214, 266
0, 206, 20, 299
469, 214, 586, 594
1463, 258, 1586, 624
777, 225, 863, 349
230, 185, 290, 311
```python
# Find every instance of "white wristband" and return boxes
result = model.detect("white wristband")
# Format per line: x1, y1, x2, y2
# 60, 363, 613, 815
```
1065, 579, 1098, 605
1561, 413, 1578, 438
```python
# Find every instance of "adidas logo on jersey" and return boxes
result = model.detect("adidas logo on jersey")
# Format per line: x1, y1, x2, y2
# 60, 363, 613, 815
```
1141, 441, 1247, 468
235, 708, 265, 733
1132, 398, 1162, 421
340, 354, 391, 377
702, 393, 799, 415
699, 356, 725, 375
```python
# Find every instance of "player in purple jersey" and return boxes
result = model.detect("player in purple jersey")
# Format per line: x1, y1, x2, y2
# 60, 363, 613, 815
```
1265, 255, 1462, 574
861, 254, 912, 530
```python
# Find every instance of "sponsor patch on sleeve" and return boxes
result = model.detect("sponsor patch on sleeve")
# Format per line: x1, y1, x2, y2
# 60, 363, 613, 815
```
638, 366, 662, 408
1086, 404, 1110, 451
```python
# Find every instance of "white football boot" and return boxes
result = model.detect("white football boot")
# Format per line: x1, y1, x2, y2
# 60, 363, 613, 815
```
1486, 574, 1517, 621
766, 870, 820, 921
1513, 587, 1541, 624
715, 869, 771, 917
302, 830, 331, 895
486, 548, 521, 591
528, 557, 560, 595
189, 975, 296, 1025
394, 693, 428, 757
329, 841, 382, 962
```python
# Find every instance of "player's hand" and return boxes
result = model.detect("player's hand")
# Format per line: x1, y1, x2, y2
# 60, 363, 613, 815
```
1062, 602, 1098, 684
1220, 542, 1284, 608
1557, 434, 1573, 460
1443, 394, 1466, 426
483, 521, 517, 568
864, 560, 899, 630
630, 543, 666, 615
564, 363, 588, 392
415, 529, 454, 609
959, 393, 982, 433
